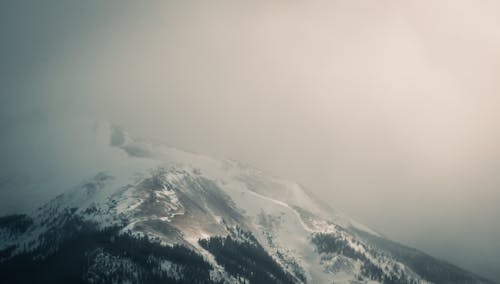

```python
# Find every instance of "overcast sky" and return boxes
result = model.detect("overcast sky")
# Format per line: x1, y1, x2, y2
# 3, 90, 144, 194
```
1, 1, 500, 281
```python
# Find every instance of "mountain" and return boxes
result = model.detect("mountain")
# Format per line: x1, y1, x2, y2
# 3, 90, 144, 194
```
0, 124, 495, 284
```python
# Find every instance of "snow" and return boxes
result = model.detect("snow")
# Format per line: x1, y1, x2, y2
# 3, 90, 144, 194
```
0, 123, 431, 284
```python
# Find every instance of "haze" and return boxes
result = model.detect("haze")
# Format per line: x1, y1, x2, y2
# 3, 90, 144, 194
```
1, 1, 499, 281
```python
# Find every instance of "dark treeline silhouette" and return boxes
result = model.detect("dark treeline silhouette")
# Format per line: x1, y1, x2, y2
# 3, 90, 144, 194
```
350, 228, 497, 284
199, 230, 297, 284
311, 233, 419, 284
0, 214, 214, 284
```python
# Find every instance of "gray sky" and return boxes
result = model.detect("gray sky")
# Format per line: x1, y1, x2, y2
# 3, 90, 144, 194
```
1, 1, 500, 281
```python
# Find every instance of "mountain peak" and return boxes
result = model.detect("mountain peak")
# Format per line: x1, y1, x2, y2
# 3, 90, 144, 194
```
0, 125, 495, 283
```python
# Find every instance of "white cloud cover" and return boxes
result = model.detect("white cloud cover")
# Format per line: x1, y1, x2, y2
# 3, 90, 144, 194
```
1, 0, 499, 281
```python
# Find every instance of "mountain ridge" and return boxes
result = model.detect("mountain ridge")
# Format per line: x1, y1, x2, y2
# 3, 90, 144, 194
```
0, 124, 495, 283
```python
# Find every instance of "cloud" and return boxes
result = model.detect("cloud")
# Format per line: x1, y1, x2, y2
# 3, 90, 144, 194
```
1, 0, 499, 280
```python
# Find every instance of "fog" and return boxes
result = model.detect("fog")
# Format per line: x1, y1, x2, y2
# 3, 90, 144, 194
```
1, 1, 500, 281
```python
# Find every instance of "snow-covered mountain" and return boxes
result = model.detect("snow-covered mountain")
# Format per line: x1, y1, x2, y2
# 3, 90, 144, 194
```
0, 124, 495, 284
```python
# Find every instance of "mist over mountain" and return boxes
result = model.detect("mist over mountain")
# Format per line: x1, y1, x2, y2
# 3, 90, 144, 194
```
1, 1, 500, 282
0, 123, 495, 283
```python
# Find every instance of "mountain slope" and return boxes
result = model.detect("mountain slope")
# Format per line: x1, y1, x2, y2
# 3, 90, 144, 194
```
0, 124, 494, 284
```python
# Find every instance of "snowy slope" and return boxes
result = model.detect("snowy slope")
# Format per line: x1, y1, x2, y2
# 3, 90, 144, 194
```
0, 124, 495, 284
